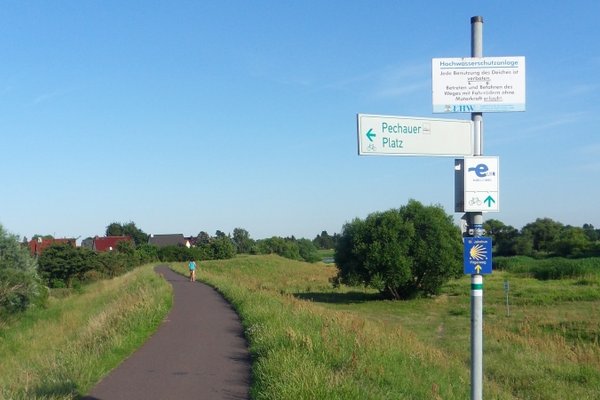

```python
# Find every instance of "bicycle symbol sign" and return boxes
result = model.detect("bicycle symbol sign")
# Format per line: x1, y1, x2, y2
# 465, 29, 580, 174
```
469, 197, 483, 206
463, 157, 499, 212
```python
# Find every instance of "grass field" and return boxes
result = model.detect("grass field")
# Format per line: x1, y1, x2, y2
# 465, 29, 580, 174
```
316, 249, 335, 263
0, 264, 171, 400
172, 255, 600, 400
2, 256, 598, 399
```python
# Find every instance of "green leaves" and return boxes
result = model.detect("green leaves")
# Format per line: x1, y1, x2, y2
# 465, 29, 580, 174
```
254, 236, 320, 263
334, 200, 462, 299
0, 224, 47, 316
105, 221, 149, 246
38, 243, 96, 287
232, 228, 254, 254
0, 225, 37, 272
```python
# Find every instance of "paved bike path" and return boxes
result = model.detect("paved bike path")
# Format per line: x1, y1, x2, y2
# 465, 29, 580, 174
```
84, 265, 251, 400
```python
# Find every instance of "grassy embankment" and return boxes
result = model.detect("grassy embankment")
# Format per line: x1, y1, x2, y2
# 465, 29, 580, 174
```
0, 264, 171, 400
172, 255, 600, 400
2, 256, 598, 399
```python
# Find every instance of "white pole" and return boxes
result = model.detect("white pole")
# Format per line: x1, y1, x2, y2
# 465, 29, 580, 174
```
470, 15, 484, 400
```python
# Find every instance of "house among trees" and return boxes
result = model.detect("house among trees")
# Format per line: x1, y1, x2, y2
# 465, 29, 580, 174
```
92, 236, 133, 252
185, 236, 198, 247
80, 237, 94, 249
28, 237, 77, 257
148, 234, 190, 248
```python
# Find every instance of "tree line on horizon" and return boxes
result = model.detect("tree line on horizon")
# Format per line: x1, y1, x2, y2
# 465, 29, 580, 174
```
3, 213, 598, 316
484, 218, 600, 258
1, 221, 334, 317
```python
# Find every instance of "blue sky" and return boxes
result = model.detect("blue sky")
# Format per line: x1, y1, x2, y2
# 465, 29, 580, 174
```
2, 1, 599, 241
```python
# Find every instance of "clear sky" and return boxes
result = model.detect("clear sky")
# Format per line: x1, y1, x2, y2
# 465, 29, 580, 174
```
2, 1, 599, 241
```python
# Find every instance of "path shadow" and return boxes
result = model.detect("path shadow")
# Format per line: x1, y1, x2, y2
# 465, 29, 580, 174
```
294, 291, 383, 304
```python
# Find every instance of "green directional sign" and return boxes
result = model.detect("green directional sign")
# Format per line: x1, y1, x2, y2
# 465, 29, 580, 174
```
366, 128, 376, 142
484, 195, 496, 207
357, 114, 473, 157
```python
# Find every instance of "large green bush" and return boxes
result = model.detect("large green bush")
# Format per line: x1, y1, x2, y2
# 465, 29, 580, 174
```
156, 239, 237, 263
334, 200, 462, 299
38, 244, 97, 287
37, 241, 158, 287
0, 225, 37, 272
207, 236, 237, 259
0, 268, 47, 314
0, 224, 47, 315
254, 236, 319, 263
297, 238, 320, 263
158, 245, 197, 262
256, 237, 300, 260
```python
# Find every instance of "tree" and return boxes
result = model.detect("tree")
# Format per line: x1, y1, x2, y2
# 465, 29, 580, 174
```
196, 231, 210, 245
483, 219, 520, 256
210, 236, 237, 259
582, 224, 599, 242
38, 243, 98, 287
553, 227, 591, 257
106, 222, 124, 236
122, 222, 149, 246
297, 238, 320, 263
0, 225, 37, 272
95, 250, 128, 278
105, 221, 149, 246
232, 228, 254, 254
256, 237, 300, 260
313, 230, 336, 249
0, 224, 47, 315
513, 231, 534, 256
157, 245, 196, 263
334, 200, 462, 299
136, 243, 159, 264
521, 218, 564, 253
32, 234, 54, 240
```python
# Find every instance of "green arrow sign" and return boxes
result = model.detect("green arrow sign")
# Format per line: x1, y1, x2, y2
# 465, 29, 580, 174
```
366, 128, 376, 142
484, 195, 496, 207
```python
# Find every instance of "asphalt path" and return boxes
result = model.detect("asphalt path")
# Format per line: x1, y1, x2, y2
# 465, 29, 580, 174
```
83, 265, 251, 400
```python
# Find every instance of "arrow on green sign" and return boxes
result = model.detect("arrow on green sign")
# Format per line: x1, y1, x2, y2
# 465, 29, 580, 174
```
484, 195, 496, 207
366, 128, 376, 142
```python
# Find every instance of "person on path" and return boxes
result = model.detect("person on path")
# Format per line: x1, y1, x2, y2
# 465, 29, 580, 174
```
188, 260, 197, 282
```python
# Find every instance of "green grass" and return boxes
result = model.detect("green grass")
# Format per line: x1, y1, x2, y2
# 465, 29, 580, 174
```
172, 255, 600, 400
316, 249, 335, 262
0, 264, 171, 400
495, 256, 600, 280
3, 256, 598, 399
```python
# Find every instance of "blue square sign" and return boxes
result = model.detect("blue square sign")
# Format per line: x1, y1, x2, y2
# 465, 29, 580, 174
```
464, 237, 493, 275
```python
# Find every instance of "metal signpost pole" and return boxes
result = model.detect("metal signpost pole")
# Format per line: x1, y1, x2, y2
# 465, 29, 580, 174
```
470, 15, 484, 400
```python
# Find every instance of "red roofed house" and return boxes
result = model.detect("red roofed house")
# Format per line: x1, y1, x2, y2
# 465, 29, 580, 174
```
28, 237, 77, 257
93, 236, 133, 252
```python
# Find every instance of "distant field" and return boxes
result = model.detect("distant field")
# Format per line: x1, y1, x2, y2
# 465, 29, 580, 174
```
316, 249, 335, 263
174, 255, 600, 400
